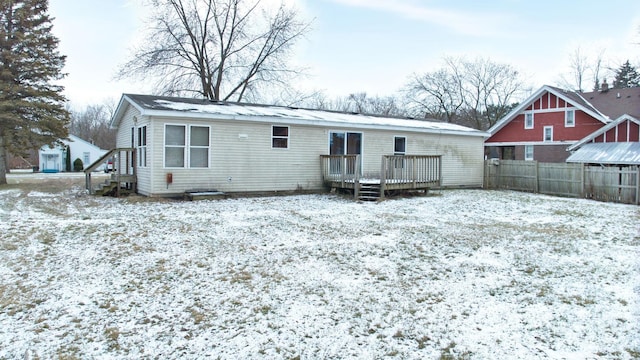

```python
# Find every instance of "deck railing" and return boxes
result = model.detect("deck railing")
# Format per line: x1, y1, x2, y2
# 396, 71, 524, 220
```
320, 154, 441, 199
319, 154, 361, 188
84, 148, 136, 196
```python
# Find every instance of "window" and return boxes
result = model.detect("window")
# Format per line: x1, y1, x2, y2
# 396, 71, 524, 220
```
165, 125, 186, 167
524, 112, 534, 129
83, 152, 90, 166
524, 145, 534, 161
164, 124, 210, 168
138, 126, 147, 167
565, 109, 575, 127
272, 126, 289, 149
543, 126, 553, 142
394, 136, 406, 155
190, 126, 209, 168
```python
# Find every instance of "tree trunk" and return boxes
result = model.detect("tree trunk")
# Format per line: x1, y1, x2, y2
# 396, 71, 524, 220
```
0, 134, 8, 185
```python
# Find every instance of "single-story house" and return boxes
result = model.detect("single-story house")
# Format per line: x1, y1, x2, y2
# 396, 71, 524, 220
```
39, 134, 108, 172
109, 94, 488, 197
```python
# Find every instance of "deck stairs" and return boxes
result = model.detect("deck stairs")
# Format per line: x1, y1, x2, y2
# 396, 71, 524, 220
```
358, 183, 381, 201
93, 177, 134, 197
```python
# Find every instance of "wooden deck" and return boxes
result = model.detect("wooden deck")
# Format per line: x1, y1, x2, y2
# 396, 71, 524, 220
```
320, 155, 441, 200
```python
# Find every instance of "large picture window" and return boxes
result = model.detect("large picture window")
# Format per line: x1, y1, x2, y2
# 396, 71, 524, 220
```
164, 124, 210, 168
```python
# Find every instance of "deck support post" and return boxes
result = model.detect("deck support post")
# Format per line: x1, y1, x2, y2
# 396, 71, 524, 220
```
379, 156, 386, 200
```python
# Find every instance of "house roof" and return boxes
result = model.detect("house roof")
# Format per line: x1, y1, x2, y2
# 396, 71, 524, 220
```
487, 85, 610, 135
566, 142, 640, 165
112, 94, 488, 138
567, 115, 640, 151
579, 87, 640, 119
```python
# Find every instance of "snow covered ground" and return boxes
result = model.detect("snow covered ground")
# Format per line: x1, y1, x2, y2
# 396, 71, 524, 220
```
0, 186, 638, 359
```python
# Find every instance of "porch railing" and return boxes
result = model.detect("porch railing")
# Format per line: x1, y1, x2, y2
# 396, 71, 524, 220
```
84, 148, 136, 196
319, 154, 361, 188
320, 154, 441, 199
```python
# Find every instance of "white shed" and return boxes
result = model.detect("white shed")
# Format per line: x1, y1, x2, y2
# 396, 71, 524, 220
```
109, 94, 488, 197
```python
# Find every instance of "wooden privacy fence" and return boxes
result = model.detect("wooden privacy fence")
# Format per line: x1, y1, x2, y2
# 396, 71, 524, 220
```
484, 160, 640, 205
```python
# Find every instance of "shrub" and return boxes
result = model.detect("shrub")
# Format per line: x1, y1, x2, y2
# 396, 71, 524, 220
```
73, 158, 84, 172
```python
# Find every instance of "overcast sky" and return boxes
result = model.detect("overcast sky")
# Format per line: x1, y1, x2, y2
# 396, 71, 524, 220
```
48, 0, 640, 109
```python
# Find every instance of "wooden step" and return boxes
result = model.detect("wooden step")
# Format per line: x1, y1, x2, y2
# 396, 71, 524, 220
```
358, 184, 381, 201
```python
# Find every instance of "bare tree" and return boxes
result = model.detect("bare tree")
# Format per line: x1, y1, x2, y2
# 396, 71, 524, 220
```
118, 0, 310, 102
405, 57, 526, 129
68, 101, 117, 150
291, 91, 406, 117
558, 47, 611, 92
405, 67, 465, 122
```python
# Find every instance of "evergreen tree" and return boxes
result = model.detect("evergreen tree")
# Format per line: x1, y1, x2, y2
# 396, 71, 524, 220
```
0, 0, 69, 184
612, 60, 640, 88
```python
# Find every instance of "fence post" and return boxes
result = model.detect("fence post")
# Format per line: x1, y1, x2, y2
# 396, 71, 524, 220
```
535, 161, 540, 193
581, 163, 585, 198
636, 166, 639, 205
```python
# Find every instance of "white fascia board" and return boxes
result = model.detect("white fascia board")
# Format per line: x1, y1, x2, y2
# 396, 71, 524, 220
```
567, 114, 640, 151
485, 141, 577, 146
110, 94, 146, 129
142, 109, 489, 138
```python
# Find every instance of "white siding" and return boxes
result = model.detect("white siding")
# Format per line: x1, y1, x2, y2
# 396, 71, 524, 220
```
129, 115, 485, 196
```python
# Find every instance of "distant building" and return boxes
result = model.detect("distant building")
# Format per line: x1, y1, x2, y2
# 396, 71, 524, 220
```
39, 134, 107, 172
485, 84, 640, 162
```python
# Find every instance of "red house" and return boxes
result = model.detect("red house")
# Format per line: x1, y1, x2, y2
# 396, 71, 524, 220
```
485, 84, 640, 162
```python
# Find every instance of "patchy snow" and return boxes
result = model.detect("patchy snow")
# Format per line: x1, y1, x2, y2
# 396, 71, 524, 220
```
0, 188, 639, 359
151, 99, 485, 136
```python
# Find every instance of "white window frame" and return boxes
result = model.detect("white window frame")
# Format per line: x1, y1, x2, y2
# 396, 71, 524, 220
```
271, 125, 289, 149
83, 152, 90, 167
138, 126, 147, 167
524, 145, 534, 161
164, 124, 210, 168
394, 136, 406, 155
189, 125, 210, 168
524, 112, 534, 129
565, 109, 575, 127
543, 126, 553, 142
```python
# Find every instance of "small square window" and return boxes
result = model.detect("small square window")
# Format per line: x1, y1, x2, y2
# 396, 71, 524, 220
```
272, 126, 289, 149
524, 112, 534, 129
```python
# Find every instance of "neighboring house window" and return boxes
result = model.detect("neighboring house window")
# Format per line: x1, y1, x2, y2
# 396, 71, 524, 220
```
394, 136, 406, 155
165, 125, 186, 167
190, 126, 209, 168
272, 126, 289, 149
524, 112, 534, 129
138, 126, 147, 167
83, 152, 90, 167
543, 126, 553, 142
565, 109, 575, 127
524, 145, 534, 161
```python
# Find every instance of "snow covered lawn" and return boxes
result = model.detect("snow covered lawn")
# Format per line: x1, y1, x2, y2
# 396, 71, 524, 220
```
1, 187, 638, 359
